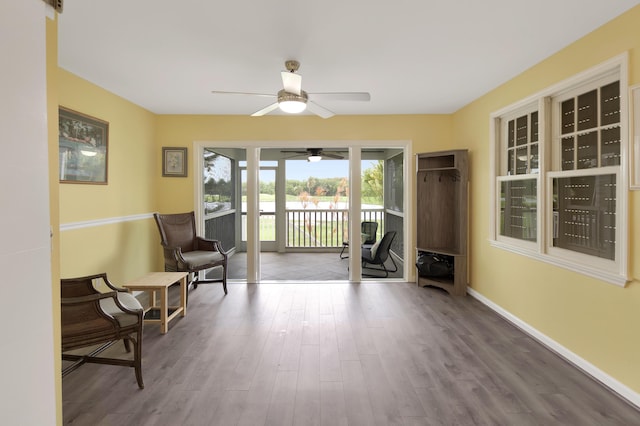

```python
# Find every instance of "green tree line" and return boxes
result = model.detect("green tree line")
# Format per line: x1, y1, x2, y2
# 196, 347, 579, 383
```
207, 160, 384, 204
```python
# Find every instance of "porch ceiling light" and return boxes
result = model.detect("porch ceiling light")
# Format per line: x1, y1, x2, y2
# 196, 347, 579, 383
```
278, 89, 307, 114
80, 148, 97, 157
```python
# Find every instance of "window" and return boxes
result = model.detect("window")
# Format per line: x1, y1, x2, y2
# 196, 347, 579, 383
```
497, 106, 540, 246
490, 54, 628, 286
385, 154, 404, 212
203, 149, 235, 215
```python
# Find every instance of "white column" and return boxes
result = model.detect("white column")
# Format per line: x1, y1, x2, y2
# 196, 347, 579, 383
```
245, 147, 261, 282
348, 148, 362, 281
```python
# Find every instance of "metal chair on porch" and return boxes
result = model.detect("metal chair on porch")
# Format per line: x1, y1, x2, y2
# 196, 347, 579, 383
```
340, 221, 378, 259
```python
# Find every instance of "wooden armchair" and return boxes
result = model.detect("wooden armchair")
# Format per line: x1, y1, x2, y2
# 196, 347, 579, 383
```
154, 211, 228, 294
61, 273, 144, 389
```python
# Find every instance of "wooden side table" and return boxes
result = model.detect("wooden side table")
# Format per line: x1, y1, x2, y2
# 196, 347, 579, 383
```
123, 272, 188, 334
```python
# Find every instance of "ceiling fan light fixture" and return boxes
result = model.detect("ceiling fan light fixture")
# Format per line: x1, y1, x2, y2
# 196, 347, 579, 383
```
278, 89, 307, 114
279, 100, 307, 114
308, 155, 322, 162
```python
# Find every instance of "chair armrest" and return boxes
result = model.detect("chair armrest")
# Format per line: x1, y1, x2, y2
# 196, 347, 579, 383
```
61, 292, 115, 306
161, 243, 189, 268
101, 275, 129, 293
196, 237, 227, 257
62, 292, 142, 317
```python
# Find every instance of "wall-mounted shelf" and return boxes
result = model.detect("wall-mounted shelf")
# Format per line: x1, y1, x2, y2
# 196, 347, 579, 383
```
416, 150, 468, 296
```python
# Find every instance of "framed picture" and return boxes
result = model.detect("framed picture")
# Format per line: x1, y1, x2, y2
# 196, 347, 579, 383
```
162, 147, 188, 177
58, 107, 109, 184
630, 84, 640, 190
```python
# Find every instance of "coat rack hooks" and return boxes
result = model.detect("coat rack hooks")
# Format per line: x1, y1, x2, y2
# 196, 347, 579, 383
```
437, 170, 460, 182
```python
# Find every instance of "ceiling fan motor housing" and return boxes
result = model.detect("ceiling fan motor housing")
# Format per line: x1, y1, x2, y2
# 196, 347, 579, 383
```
278, 89, 307, 104
285, 60, 300, 72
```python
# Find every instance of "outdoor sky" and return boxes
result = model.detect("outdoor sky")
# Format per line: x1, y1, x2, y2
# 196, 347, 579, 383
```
260, 159, 378, 181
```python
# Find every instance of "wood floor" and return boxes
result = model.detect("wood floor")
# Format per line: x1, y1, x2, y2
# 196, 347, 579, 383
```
62, 282, 639, 425
223, 251, 404, 281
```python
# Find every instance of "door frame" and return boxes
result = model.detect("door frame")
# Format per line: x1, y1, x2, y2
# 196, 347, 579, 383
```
193, 140, 413, 283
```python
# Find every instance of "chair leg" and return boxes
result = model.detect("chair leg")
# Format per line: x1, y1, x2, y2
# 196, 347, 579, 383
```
362, 260, 394, 278
387, 255, 398, 273
131, 335, 144, 389
191, 266, 228, 294
222, 264, 228, 294
191, 272, 199, 289
340, 242, 349, 259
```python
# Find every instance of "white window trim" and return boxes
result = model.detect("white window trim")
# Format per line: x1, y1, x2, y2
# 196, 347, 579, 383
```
489, 53, 629, 287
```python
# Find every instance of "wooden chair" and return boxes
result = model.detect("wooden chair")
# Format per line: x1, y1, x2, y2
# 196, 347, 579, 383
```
61, 273, 144, 388
154, 211, 228, 294
361, 230, 398, 277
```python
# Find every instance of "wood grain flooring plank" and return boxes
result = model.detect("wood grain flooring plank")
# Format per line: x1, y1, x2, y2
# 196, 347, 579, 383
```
205, 390, 248, 426
278, 308, 305, 371
332, 302, 360, 361
293, 344, 321, 426
341, 359, 376, 426
359, 353, 404, 426
376, 354, 426, 417
319, 312, 342, 382
302, 285, 320, 346
265, 370, 298, 426
320, 381, 348, 426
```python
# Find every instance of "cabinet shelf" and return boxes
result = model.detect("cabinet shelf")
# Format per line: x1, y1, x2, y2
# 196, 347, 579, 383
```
416, 150, 468, 296
418, 275, 455, 288
416, 247, 463, 257
418, 166, 458, 172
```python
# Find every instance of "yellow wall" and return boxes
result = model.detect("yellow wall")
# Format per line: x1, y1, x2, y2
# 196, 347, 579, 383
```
57, 70, 158, 284
46, 14, 61, 426
154, 114, 452, 213
453, 6, 640, 394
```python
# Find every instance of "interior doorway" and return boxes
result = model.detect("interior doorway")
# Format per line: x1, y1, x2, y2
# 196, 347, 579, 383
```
196, 142, 411, 283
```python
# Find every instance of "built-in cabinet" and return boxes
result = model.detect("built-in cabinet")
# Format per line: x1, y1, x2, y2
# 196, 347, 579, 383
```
416, 149, 468, 295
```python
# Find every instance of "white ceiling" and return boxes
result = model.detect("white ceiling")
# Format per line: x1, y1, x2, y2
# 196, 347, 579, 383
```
58, 1, 640, 116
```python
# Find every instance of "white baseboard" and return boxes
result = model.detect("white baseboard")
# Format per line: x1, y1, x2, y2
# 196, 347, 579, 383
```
467, 287, 640, 410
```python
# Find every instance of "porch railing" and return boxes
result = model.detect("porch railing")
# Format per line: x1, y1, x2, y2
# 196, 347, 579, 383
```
285, 208, 383, 248
241, 208, 384, 248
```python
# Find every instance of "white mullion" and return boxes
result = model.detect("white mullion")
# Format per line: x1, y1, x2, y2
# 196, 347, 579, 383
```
597, 86, 603, 167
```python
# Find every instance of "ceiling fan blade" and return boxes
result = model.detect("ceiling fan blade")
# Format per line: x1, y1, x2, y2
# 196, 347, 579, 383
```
283, 153, 306, 159
281, 71, 302, 95
306, 101, 335, 119
321, 152, 344, 159
212, 90, 276, 98
307, 92, 371, 102
251, 102, 280, 117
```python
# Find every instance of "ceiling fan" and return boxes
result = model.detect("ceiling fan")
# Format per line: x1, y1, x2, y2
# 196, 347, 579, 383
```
281, 148, 345, 162
211, 60, 370, 119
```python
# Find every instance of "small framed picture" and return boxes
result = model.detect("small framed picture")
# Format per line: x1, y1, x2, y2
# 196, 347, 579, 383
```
162, 147, 188, 177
